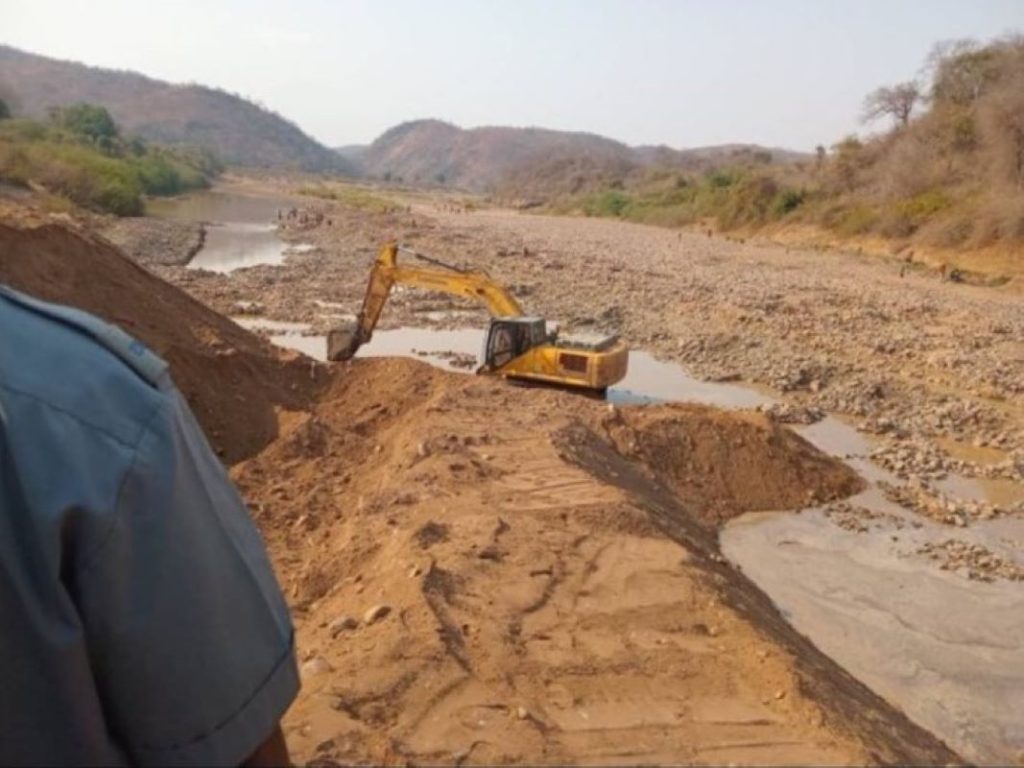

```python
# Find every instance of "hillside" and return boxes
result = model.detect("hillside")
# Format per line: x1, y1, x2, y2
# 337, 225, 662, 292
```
355, 119, 634, 192
352, 119, 806, 195
0, 45, 350, 173
548, 35, 1024, 262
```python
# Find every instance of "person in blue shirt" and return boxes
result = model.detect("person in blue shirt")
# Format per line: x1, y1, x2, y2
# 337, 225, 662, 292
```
0, 285, 299, 767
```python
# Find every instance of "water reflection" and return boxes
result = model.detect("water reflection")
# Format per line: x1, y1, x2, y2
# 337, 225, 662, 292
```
149, 191, 308, 273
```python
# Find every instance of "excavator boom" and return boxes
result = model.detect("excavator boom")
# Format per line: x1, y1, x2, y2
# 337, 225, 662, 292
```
328, 243, 522, 361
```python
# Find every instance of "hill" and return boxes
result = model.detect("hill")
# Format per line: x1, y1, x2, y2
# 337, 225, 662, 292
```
354, 119, 634, 192
0, 45, 350, 173
542, 34, 1024, 259
349, 119, 808, 197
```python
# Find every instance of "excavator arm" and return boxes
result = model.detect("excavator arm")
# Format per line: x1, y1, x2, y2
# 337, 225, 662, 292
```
328, 242, 523, 361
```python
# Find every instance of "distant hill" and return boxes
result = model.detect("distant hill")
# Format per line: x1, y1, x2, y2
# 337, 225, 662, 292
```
352, 119, 635, 192
349, 119, 809, 195
0, 45, 350, 173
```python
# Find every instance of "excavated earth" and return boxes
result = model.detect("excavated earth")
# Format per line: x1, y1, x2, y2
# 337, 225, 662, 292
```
0, 219, 327, 463
0, 216, 963, 765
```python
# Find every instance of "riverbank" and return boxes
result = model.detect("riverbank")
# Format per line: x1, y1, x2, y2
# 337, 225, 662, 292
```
101, 216, 206, 265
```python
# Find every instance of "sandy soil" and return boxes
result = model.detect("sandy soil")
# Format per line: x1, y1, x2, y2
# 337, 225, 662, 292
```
0, 212, 964, 765
235, 357, 951, 766
0, 219, 327, 463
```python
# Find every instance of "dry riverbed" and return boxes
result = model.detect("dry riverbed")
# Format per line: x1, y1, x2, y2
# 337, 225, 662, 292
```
147, 183, 1024, 523
123, 180, 1024, 762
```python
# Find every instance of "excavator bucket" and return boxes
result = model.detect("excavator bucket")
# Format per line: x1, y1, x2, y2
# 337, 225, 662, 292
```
326, 322, 361, 361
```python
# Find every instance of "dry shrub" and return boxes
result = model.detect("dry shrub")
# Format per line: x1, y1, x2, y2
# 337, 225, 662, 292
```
968, 195, 1024, 247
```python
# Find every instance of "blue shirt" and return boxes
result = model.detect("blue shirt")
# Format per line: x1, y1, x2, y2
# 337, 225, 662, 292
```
0, 285, 299, 766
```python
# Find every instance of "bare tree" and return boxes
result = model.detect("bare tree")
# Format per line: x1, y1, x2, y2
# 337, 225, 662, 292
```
862, 82, 921, 128
925, 39, 992, 107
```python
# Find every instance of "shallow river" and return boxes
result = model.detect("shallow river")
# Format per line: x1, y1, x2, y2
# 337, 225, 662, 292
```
149, 191, 309, 273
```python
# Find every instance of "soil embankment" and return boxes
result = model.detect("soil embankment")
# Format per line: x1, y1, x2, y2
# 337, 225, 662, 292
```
233, 357, 955, 765
0, 220, 326, 462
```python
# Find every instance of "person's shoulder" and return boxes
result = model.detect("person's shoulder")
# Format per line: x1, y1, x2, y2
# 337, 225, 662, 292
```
0, 285, 171, 447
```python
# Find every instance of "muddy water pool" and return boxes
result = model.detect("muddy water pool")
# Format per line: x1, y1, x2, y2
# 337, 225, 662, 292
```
239, 320, 1023, 761
149, 191, 310, 273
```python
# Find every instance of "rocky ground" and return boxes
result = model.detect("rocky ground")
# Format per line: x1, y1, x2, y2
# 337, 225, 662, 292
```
145, 181, 1024, 531
101, 215, 206, 266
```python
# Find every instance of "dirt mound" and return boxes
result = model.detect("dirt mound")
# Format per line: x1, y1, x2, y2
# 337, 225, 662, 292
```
232, 357, 957, 766
0, 221, 327, 462
576, 405, 864, 528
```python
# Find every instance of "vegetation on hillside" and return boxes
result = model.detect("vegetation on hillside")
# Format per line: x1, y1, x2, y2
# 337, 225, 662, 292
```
557, 35, 1024, 250
0, 45, 351, 173
0, 103, 222, 215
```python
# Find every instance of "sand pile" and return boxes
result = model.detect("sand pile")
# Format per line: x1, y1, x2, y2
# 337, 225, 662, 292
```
0, 221, 327, 462
581, 405, 864, 528
232, 357, 956, 766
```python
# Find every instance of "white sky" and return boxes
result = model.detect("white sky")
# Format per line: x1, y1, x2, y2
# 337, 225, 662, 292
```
2, 0, 1021, 150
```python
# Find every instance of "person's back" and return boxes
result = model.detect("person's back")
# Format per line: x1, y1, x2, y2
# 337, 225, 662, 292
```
0, 285, 298, 766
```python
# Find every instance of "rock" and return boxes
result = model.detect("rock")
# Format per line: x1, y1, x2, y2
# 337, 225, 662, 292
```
516, 706, 530, 720
329, 616, 359, 637
231, 300, 265, 315
363, 604, 391, 625
301, 656, 332, 677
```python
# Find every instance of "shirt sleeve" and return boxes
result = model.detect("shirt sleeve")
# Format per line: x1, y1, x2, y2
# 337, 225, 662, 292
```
70, 388, 299, 767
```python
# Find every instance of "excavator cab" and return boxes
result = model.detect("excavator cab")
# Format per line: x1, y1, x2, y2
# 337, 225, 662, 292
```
482, 317, 548, 369
480, 316, 628, 391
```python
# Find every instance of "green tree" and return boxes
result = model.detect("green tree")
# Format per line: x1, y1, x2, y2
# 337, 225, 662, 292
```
53, 103, 119, 144
0, 98, 10, 120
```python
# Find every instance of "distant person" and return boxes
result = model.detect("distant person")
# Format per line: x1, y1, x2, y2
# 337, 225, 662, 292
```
0, 285, 298, 767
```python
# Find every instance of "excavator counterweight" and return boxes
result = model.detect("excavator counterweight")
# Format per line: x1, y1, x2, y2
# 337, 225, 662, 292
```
328, 243, 628, 392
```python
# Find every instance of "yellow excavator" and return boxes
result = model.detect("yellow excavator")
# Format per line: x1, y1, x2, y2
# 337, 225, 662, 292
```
327, 242, 628, 392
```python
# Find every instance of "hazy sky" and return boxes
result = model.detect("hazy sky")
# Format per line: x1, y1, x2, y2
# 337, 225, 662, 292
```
2, 0, 1021, 150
